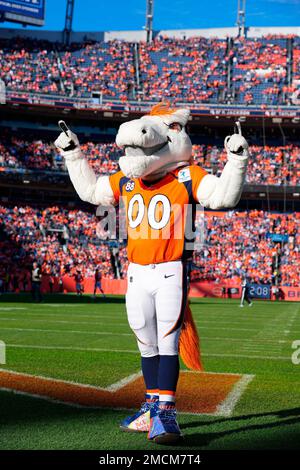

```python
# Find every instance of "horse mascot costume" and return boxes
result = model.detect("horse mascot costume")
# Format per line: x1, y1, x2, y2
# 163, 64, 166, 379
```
55, 103, 249, 444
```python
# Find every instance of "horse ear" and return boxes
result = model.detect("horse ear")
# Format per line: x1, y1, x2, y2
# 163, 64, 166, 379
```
163, 108, 190, 126
172, 108, 190, 125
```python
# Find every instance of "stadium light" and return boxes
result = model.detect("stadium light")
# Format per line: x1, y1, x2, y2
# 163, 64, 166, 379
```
236, 0, 246, 37
145, 0, 154, 43
64, 0, 75, 45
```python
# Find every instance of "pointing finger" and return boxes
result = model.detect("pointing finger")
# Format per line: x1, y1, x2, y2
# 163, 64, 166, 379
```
58, 120, 70, 136
235, 121, 242, 136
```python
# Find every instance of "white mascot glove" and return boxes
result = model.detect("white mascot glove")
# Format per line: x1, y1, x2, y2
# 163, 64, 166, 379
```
54, 121, 82, 161
224, 122, 249, 164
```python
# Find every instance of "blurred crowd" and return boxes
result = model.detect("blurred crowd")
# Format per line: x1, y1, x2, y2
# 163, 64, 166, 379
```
293, 37, 300, 82
0, 205, 115, 292
0, 206, 298, 290
0, 135, 299, 186
231, 37, 288, 105
0, 38, 135, 100
59, 41, 135, 100
139, 37, 228, 103
0, 38, 62, 94
1, 35, 300, 105
0, 136, 64, 171
192, 144, 299, 186
192, 210, 299, 287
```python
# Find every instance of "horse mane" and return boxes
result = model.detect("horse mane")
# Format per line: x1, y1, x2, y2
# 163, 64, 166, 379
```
149, 102, 177, 116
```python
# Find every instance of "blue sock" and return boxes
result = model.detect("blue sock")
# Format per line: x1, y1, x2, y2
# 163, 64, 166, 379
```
158, 355, 179, 404
141, 355, 159, 399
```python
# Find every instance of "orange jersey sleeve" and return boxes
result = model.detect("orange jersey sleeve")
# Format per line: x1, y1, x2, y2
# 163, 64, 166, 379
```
109, 171, 124, 204
189, 165, 208, 201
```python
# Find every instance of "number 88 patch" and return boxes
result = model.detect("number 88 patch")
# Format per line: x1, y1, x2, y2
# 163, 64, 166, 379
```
125, 181, 135, 192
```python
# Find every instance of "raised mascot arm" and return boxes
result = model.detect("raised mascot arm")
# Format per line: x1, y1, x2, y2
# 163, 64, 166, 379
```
54, 121, 115, 206
197, 122, 249, 210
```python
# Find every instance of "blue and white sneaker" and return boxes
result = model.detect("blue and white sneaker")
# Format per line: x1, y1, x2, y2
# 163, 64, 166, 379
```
148, 402, 183, 444
120, 399, 158, 433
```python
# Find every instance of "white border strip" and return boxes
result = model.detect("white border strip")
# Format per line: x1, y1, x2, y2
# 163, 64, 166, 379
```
0, 368, 254, 416
214, 374, 255, 417
0, 367, 142, 393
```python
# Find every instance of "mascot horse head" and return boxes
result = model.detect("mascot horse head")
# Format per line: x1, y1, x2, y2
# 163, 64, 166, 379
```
116, 103, 193, 180
117, 102, 202, 371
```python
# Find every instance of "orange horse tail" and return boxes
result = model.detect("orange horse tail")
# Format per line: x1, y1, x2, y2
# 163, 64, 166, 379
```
179, 301, 203, 371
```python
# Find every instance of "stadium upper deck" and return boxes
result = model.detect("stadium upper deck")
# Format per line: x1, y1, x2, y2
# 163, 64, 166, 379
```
1, 33, 300, 107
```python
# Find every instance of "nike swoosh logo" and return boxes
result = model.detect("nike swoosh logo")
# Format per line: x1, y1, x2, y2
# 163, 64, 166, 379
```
164, 274, 175, 279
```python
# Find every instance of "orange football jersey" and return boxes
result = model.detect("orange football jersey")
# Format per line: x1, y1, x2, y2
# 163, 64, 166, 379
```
109, 165, 207, 265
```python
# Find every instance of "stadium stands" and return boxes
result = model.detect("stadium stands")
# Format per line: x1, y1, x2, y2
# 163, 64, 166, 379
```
0, 37, 62, 95
0, 206, 298, 289
232, 37, 287, 105
139, 36, 228, 103
1, 35, 299, 105
293, 37, 300, 82
193, 210, 299, 287
0, 135, 299, 186
0, 206, 115, 288
0, 37, 135, 100
59, 40, 136, 99
193, 144, 299, 186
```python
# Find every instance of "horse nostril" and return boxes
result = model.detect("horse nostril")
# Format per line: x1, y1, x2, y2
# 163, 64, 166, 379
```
142, 129, 147, 134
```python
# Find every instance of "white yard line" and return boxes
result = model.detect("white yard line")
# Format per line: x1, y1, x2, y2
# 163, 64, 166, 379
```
0, 367, 142, 393
203, 352, 290, 361
0, 327, 132, 337
193, 312, 289, 318
4, 343, 291, 360
42, 304, 89, 307
7, 343, 139, 354
0, 308, 263, 326
214, 374, 255, 417
195, 324, 261, 332
240, 304, 300, 357
0, 308, 27, 311
0, 317, 264, 331
200, 336, 290, 345
0, 309, 282, 321
235, 348, 282, 355
0, 311, 126, 320
0, 317, 129, 326
240, 344, 282, 351
0, 326, 290, 344
282, 309, 300, 338
106, 372, 143, 392
0, 316, 269, 331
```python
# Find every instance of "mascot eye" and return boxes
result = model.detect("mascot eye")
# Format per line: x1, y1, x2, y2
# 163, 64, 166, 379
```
168, 122, 183, 132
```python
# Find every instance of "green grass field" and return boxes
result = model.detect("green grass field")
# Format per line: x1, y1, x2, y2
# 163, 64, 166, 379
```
0, 294, 299, 450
